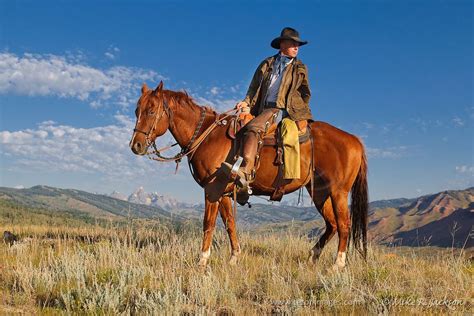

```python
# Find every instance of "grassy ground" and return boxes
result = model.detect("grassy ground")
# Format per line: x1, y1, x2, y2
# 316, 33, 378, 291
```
0, 224, 472, 314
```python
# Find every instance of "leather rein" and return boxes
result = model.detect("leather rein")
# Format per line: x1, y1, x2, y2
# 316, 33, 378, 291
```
134, 96, 238, 172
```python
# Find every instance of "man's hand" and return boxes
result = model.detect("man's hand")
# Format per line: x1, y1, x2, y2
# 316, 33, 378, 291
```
235, 100, 249, 111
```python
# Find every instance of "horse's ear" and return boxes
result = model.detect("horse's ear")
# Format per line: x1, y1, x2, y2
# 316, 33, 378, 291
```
141, 83, 149, 94
154, 81, 164, 94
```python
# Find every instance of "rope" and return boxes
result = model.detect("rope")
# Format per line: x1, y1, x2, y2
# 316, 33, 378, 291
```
145, 108, 240, 167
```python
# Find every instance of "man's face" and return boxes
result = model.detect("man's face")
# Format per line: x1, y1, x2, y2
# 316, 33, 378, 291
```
280, 39, 300, 58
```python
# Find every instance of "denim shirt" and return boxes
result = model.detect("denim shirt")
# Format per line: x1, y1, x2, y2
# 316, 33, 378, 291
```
265, 53, 294, 104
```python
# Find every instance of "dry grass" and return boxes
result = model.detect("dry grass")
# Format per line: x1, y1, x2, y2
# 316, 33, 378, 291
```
0, 224, 472, 314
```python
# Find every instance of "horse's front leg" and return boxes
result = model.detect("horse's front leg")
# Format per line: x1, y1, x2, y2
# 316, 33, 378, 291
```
198, 196, 219, 267
218, 196, 241, 265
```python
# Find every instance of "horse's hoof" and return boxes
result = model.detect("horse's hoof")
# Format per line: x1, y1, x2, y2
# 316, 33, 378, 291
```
307, 250, 319, 265
327, 263, 345, 273
198, 258, 208, 268
198, 262, 212, 274
229, 255, 238, 266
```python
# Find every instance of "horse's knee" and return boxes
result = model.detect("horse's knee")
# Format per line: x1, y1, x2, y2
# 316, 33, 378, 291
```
327, 222, 337, 235
321, 221, 337, 243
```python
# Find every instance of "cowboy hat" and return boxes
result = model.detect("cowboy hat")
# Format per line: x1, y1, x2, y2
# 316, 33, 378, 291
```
270, 27, 308, 49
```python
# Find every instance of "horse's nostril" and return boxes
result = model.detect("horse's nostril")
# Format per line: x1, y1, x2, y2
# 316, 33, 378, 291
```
132, 142, 145, 154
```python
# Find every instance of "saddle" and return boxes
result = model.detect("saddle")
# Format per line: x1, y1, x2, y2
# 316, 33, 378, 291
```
226, 115, 313, 202
226, 116, 311, 145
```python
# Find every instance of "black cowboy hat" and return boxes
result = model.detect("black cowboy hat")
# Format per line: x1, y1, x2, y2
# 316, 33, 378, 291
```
270, 27, 308, 49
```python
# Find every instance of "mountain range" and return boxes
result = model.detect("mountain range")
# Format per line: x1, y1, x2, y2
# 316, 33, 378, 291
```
0, 185, 178, 221
367, 187, 473, 247
0, 185, 472, 248
109, 187, 194, 210
108, 186, 314, 210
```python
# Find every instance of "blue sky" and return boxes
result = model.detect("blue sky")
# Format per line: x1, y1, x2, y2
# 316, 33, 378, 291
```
0, 0, 472, 203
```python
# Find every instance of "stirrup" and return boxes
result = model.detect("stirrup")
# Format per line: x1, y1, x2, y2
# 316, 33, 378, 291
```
221, 160, 252, 191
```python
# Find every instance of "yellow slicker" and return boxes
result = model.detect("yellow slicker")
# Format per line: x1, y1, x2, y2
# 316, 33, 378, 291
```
281, 118, 300, 179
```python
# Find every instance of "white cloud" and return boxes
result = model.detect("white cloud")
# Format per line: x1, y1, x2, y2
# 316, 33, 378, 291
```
104, 52, 115, 60
0, 80, 253, 194
178, 81, 244, 113
0, 52, 162, 109
229, 84, 241, 93
447, 165, 474, 189
361, 122, 374, 129
193, 95, 239, 113
452, 116, 465, 127
209, 86, 219, 95
105, 45, 120, 60
366, 145, 411, 159
455, 165, 474, 174
0, 116, 179, 180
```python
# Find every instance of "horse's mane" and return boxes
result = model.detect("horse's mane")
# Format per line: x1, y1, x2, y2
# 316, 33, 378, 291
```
163, 90, 217, 115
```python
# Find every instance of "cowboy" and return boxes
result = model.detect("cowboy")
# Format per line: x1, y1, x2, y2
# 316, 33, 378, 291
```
223, 27, 313, 192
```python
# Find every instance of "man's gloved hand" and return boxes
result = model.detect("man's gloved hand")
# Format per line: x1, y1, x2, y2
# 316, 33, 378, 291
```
235, 100, 249, 111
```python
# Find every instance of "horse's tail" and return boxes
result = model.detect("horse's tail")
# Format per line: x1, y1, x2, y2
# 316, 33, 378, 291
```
350, 144, 369, 259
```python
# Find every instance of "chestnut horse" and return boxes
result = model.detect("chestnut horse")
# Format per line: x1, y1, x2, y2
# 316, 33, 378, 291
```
130, 81, 368, 270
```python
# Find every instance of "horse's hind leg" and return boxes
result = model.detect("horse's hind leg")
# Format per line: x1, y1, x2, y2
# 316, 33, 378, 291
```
218, 196, 241, 265
198, 196, 219, 267
308, 196, 337, 264
331, 191, 351, 270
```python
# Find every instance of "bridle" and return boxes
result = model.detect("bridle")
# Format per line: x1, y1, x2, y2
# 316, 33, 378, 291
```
133, 96, 172, 147
133, 93, 237, 170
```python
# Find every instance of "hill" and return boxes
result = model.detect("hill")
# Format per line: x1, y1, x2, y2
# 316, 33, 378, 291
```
0, 185, 472, 248
0, 185, 183, 223
368, 188, 473, 247
254, 187, 473, 248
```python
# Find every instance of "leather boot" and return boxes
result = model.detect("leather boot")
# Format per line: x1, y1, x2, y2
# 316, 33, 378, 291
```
240, 131, 259, 180
221, 131, 260, 191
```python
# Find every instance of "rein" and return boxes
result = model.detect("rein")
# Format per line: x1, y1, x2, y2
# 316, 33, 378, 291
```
143, 98, 239, 172
148, 105, 206, 162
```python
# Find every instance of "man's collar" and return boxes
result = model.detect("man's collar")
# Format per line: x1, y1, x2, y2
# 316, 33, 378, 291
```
278, 52, 293, 61
267, 53, 299, 67
273, 52, 297, 62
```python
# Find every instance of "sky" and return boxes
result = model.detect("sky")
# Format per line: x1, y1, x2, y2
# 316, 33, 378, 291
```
0, 0, 472, 203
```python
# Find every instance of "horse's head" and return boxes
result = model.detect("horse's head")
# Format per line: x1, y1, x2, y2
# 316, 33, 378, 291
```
130, 81, 171, 155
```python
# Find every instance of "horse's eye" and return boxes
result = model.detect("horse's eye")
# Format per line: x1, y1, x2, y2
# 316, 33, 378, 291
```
148, 111, 155, 116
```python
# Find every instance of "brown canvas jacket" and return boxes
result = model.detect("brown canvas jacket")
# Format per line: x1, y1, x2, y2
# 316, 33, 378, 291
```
243, 53, 313, 121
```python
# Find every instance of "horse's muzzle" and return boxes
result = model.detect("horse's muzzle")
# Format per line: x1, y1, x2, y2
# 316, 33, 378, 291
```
131, 141, 147, 155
